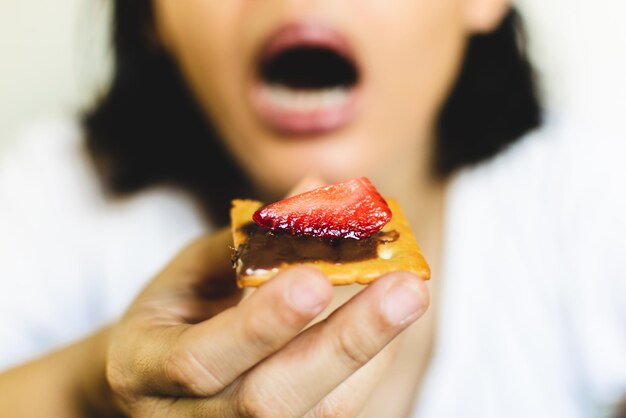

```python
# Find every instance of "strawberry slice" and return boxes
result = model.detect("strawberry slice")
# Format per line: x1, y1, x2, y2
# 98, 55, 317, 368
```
253, 177, 392, 239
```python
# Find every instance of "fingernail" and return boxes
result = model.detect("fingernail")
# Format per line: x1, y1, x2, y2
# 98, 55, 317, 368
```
381, 276, 426, 325
288, 275, 328, 314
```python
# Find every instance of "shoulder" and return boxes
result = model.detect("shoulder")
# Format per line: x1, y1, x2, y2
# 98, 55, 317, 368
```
0, 117, 107, 269
448, 117, 626, 408
0, 117, 105, 212
0, 118, 106, 268
0, 118, 209, 370
0, 118, 102, 367
452, 115, 626, 239
451, 116, 626, 299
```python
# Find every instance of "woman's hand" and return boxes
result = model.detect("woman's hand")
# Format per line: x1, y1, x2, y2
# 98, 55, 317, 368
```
106, 227, 429, 417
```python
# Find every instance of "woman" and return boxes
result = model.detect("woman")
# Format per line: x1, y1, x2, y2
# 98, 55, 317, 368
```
0, 0, 624, 417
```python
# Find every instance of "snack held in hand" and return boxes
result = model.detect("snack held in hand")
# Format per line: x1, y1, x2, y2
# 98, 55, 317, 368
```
253, 177, 392, 239
231, 177, 430, 287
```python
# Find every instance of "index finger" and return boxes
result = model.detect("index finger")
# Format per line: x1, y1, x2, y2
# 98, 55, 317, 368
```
119, 267, 333, 398
234, 272, 429, 418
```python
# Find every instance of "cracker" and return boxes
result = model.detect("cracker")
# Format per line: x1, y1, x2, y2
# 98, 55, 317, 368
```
231, 198, 430, 287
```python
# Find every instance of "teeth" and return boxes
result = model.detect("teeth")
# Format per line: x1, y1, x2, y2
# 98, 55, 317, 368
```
262, 84, 350, 112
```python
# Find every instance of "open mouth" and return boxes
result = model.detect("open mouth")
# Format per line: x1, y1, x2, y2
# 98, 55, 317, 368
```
251, 23, 362, 136
260, 46, 359, 104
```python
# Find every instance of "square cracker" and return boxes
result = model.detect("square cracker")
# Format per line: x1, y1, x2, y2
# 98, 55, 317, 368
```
231, 198, 430, 287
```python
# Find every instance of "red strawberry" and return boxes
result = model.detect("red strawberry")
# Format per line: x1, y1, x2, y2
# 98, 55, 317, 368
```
253, 177, 392, 239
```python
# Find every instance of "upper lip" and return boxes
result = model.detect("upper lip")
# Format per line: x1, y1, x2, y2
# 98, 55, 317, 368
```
250, 21, 362, 136
256, 21, 358, 78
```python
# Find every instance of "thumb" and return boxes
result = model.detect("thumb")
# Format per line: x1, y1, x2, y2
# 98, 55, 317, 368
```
160, 175, 324, 288
151, 228, 238, 296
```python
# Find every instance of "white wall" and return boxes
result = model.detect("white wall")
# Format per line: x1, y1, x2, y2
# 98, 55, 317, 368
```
0, 0, 110, 152
518, 0, 626, 124
0, 1, 624, 153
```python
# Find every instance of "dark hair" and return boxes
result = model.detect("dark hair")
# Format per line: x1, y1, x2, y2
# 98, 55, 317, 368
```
435, 10, 542, 175
84, 3, 541, 226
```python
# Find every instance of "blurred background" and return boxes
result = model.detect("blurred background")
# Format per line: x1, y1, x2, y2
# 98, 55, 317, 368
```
0, 0, 624, 152
0, 0, 110, 152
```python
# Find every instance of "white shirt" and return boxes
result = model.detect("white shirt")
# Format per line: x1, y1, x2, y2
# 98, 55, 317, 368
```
0, 118, 624, 417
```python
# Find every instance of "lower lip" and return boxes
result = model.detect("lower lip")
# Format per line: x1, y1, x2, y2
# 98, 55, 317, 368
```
250, 83, 361, 136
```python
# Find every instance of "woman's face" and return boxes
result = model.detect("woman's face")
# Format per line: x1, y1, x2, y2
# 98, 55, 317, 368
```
154, 0, 507, 196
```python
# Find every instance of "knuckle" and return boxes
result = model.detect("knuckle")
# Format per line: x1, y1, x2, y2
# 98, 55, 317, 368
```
310, 397, 355, 418
106, 359, 136, 401
335, 326, 374, 369
106, 335, 154, 404
131, 400, 162, 418
236, 384, 283, 418
275, 308, 305, 330
164, 344, 224, 396
242, 314, 281, 353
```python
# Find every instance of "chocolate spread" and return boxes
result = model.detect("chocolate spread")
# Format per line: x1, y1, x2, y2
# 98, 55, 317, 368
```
235, 222, 399, 273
